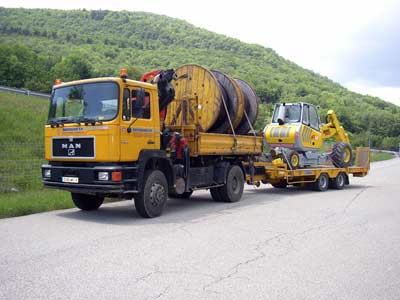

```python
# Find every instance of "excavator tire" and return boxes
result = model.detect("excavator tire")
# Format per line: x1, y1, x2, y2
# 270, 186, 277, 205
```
288, 151, 300, 169
331, 142, 353, 168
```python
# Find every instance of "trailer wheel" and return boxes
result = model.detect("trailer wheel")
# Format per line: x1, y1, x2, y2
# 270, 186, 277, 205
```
135, 170, 168, 218
331, 142, 353, 168
271, 181, 288, 189
169, 191, 193, 199
330, 172, 346, 190
71, 193, 104, 211
220, 165, 244, 202
313, 173, 329, 191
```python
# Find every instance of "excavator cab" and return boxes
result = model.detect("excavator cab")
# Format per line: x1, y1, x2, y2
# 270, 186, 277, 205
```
264, 102, 353, 169
265, 103, 324, 151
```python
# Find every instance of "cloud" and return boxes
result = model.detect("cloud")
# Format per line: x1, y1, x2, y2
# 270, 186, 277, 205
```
334, 3, 400, 88
346, 81, 400, 106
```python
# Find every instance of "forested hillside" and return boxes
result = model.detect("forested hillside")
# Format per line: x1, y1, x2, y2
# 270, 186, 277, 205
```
0, 7, 399, 150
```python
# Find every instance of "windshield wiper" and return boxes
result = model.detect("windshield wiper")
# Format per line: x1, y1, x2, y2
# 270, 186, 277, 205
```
48, 120, 63, 127
48, 117, 70, 126
78, 117, 103, 125
48, 116, 103, 126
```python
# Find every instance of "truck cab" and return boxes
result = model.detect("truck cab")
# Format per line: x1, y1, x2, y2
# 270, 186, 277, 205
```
42, 76, 165, 205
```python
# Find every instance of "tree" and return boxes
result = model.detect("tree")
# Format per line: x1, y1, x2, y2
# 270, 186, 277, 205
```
52, 53, 92, 82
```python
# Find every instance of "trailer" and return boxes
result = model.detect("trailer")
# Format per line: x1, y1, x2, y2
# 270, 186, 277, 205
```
244, 147, 370, 191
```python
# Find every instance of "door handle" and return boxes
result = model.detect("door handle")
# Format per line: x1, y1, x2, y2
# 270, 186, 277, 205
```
147, 140, 155, 145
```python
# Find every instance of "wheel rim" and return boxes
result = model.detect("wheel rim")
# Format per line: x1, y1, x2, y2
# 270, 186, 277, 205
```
291, 154, 299, 167
343, 148, 351, 163
149, 183, 165, 207
320, 175, 328, 189
232, 176, 239, 193
337, 174, 344, 186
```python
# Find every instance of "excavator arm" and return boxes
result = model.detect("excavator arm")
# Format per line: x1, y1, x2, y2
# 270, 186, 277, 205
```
321, 110, 350, 144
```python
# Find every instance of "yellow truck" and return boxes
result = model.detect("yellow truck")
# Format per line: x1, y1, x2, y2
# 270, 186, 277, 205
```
42, 66, 370, 218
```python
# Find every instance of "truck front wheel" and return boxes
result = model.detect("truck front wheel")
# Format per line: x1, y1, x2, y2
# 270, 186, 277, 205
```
135, 170, 168, 218
71, 193, 104, 211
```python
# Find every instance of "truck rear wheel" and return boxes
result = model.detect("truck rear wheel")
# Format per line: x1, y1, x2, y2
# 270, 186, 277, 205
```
219, 165, 244, 202
135, 170, 168, 218
71, 193, 104, 211
313, 173, 329, 191
210, 187, 223, 202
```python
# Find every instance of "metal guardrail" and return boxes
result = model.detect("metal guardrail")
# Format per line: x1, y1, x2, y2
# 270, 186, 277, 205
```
0, 85, 50, 99
370, 149, 400, 156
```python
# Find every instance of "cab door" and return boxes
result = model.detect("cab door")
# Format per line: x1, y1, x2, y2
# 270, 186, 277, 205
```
301, 104, 323, 149
120, 86, 159, 162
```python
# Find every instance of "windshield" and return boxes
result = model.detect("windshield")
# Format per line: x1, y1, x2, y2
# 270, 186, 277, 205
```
272, 103, 301, 123
48, 82, 119, 124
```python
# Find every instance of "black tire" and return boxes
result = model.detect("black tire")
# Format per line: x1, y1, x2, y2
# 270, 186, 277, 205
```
71, 193, 104, 211
313, 173, 329, 191
210, 187, 223, 202
169, 191, 193, 199
218, 165, 245, 202
135, 170, 168, 218
331, 142, 353, 168
330, 172, 346, 190
271, 181, 288, 189
287, 150, 300, 169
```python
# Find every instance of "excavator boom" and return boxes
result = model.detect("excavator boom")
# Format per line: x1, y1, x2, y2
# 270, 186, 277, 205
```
321, 110, 350, 144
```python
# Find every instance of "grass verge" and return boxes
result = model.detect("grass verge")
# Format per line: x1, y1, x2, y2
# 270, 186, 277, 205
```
370, 152, 396, 162
0, 189, 72, 219
0, 188, 123, 219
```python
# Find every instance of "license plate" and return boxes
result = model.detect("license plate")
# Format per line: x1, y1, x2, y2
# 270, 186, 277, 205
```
62, 176, 79, 183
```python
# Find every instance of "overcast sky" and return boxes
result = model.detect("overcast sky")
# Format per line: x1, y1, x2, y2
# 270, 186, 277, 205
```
1, 0, 399, 106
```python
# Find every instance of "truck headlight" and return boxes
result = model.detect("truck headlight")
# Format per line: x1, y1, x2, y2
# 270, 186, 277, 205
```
98, 172, 109, 181
44, 169, 51, 178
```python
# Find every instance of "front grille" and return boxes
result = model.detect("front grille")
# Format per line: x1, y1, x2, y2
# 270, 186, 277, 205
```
52, 137, 95, 158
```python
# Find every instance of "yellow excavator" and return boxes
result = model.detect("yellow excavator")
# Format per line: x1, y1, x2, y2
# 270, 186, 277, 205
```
263, 102, 352, 169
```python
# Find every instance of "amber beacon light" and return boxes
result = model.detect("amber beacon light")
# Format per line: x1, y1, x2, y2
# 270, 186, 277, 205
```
120, 68, 128, 79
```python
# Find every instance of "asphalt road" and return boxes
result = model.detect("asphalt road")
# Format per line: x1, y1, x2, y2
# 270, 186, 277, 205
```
1, 158, 400, 300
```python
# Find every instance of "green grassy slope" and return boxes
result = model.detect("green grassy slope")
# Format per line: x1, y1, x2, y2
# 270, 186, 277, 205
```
0, 91, 72, 218
0, 7, 399, 150
0, 91, 47, 191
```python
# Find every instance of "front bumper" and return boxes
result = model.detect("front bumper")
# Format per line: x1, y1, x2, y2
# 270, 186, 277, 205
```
42, 163, 139, 195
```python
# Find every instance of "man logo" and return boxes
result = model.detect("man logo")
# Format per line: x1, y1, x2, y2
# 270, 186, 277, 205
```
68, 149, 75, 156
62, 143, 81, 149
